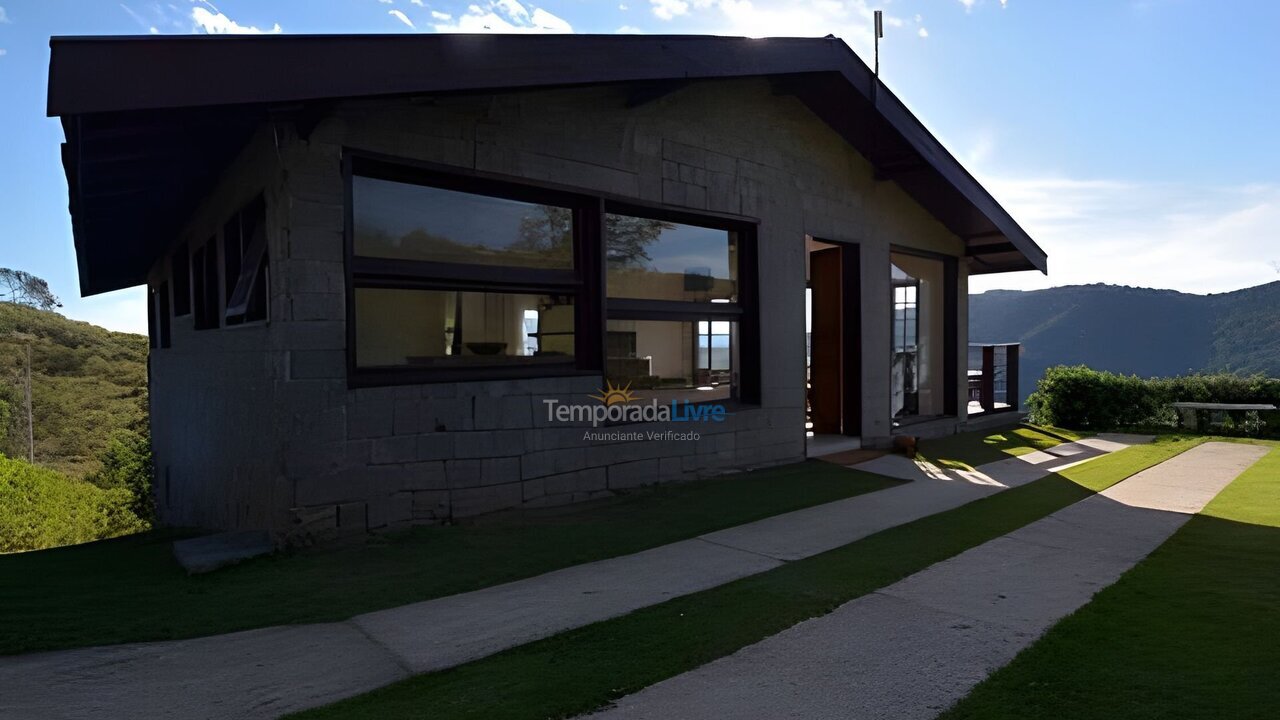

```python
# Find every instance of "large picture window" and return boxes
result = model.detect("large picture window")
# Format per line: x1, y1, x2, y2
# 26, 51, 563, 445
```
344, 153, 758, 398
347, 156, 596, 384
603, 206, 755, 405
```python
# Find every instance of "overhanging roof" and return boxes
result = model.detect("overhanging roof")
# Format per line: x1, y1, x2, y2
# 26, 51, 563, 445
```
48, 33, 1047, 295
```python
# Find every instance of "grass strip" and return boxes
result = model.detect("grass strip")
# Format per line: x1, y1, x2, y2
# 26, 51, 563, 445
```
289, 437, 1201, 720
0, 460, 900, 655
939, 441, 1280, 720
919, 423, 1086, 471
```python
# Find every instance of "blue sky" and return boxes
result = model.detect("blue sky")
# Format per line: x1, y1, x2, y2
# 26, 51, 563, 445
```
1, 0, 1278, 334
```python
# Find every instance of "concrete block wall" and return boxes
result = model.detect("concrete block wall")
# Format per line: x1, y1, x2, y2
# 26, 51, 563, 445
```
148, 77, 970, 540
147, 126, 293, 532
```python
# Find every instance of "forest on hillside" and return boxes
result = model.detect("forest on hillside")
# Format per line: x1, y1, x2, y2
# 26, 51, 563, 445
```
970, 281, 1280, 401
0, 288, 151, 552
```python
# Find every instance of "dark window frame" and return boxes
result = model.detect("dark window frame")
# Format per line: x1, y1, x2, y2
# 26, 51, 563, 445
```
224, 194, 270, 326
602, 200, 759, 406
888, 245, 959, 419
342, 150, 760, 405
171, 241, 191, 317
191, 238, 221, 331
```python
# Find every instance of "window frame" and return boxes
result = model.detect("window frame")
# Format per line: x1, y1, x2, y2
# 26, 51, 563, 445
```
602, 200, 759, 406
342, 150, 759, 404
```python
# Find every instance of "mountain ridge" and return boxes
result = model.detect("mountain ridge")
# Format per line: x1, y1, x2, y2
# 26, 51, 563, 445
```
969, 281, 1280, 401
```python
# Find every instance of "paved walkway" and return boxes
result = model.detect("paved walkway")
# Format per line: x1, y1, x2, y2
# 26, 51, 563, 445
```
589, 441, 1269, 720
0, 435, 1145, 720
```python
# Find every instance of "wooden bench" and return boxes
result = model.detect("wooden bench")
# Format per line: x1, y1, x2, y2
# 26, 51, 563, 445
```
1171, 402, 1278, 434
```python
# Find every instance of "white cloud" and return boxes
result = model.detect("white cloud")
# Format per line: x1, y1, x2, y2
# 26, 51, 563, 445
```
120, 3, 150, 30
0, 6, 9, 24
411, 0, 424, 4
431, 10, 451, 20
191, 6, 281, 34
433, 1, 572, 33
651, 0, 689, 21
149, 26, 160, 34
389, 8, 415, 28
617, 25, 643, 33
969, 176, 1280, 294
917, 27, 928, 37
958, 0, 977, 11
378, 0, 395, 4
0, 48, 7, 56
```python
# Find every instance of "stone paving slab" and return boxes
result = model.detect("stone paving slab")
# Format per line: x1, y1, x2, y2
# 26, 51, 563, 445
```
0, 437, 1143, 720
353, 538, 782, 673
1099, 441, 1267, 514
0, 624, 408, 720
590, 441, 1267, 720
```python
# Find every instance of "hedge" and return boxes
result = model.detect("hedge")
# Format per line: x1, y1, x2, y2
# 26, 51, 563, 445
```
1026, 366, 1280, 436
0, 455, 147, 553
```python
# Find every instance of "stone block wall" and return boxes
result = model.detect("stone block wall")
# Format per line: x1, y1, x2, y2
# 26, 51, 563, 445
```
147, 77, 969, 541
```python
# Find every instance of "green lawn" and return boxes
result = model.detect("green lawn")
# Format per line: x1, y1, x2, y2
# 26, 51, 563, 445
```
289, 437, 1201, 720
919, 423, 1086, 470
940, 440, 1280, 720
0, 460, 898, 655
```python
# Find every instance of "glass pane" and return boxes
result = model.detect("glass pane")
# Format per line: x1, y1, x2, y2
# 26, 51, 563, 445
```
353, 176, 574, 269
605, 318, 736, 404
355, 288, 575, 368
890, 252, 946, 419
605, 214, 737, 301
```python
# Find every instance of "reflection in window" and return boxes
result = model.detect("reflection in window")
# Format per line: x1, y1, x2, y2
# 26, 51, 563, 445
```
892, 264, 920, 417
353, 176, 573, 269
605, 319, 735, 404
605, 214, 738, 302
355, 288, 575, 368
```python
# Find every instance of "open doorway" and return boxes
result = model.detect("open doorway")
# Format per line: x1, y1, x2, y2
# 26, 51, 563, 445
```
805, 237, 861, 457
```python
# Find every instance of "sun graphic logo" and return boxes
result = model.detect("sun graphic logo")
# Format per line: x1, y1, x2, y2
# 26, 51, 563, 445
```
590, 380, 639, 406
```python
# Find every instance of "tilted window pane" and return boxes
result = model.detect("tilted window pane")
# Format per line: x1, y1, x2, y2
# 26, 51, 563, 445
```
355, 288, 575, 368
605, 214, 737, 301
353, 176, 574, 269
605, 318, 736, 404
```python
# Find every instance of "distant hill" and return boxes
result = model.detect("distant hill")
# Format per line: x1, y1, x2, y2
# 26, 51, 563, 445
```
0, 303, 148, 478
970, 281, 1280, 402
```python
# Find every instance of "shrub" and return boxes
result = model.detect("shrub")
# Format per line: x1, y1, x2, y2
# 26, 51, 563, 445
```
0, 455, 147, 553
86, 430, 154, 523
1026, 365, 1280, 435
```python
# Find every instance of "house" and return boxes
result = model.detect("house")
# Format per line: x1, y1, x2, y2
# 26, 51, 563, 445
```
47, 34, 1046, 540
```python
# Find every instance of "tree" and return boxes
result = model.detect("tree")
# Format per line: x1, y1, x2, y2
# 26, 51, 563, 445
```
512, 206, 673, 268
0, 269, 62, 311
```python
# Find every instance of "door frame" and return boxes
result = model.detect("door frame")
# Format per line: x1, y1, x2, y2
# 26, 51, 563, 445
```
807, 238, 862, 437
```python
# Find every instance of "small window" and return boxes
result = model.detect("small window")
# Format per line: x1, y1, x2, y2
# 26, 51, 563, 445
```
192, 238, 220, 330
147, 285, 158, 350
354, 288, 575, 369
225, 195, 269, 324
157, 281, 171, 349
171, 242, 191, 317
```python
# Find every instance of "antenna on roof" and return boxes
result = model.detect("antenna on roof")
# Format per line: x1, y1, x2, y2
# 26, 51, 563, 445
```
874, 10, 884, 78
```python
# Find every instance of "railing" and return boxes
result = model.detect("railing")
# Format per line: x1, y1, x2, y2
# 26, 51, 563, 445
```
967, 343, 1020, 416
